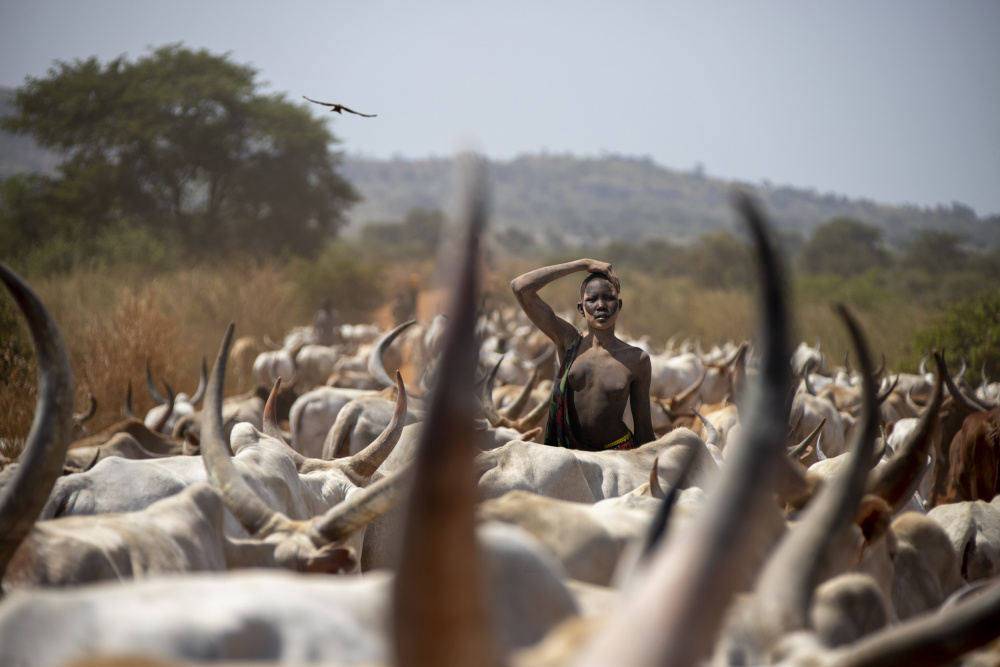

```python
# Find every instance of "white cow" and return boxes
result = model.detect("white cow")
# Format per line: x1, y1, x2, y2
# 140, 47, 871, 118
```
289, 385, 376, 458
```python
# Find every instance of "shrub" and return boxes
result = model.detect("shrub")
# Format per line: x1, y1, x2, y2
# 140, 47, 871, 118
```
289, 241, 387, 322
905, 288, 1000, 380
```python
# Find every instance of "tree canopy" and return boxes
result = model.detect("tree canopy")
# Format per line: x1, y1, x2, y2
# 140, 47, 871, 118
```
1, 45, 358, 272
901, 229, 966, 274
799, 217, 887, 277
361, 207, 445, 257
907, 289, 1000, 379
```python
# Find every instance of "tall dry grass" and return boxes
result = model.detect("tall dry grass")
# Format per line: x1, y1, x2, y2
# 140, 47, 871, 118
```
76, 293, 180, 434
0, 334, 35, 461
2, 253, 937, 450
2, 261, 313, 441
488, 261, 933, 370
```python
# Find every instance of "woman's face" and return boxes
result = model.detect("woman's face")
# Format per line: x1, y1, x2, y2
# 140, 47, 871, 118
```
578, 277, 621, 330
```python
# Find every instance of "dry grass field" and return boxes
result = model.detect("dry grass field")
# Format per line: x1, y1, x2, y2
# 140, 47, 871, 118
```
0, 253, 939, 452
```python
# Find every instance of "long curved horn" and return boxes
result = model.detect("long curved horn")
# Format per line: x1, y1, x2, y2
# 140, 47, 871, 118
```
954, 356, 967, 382
262, 378, 288, 445
200, 323, 292, 539
803, 359, 818, 396
815, 430, 827, 461
831, 581, 1000, 667
867, 352, 947, 512
73, 394, 97, 424
472, 363, 493, 395
788, 417, 826, 459
940, 350, 993, 413
638, 438, 698, 565
502, 367, 542, 420
653, 396, 679, 422
368, 320, 417, 390
512, 398, 549, 432
145, 358, 169, 405
871, 434, 887, 467
309, 465, 414, 544
0, 261, 76, 584
189, 356, 208, 406
392, 154, 498, 667
648, 457, 664, 499
875, 373, 899, 405
865, 355, 943, 513
480, 355, 505, 426
480, 359, 547, 432
418, 362, 436, 395
919, 354, 930, 377
721, 341, 748, 368
905, 385, 924, 412
123, 381, 136, 420
150, 381, 175, 434
691, 407, 719, 447
741, 303, 879, 649
671, 366, 706, 409
872, 353, 886, 381
731, 344, 749, 399
262, 375, 313, 473
525, 343, 556, 369
345, 370, 407, 482
170, 412, 199, 440
578, 191, 793, 667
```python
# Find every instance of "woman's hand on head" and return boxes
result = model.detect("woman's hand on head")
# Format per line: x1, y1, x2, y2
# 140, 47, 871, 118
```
584, 259, 615, 277
584, 260, 619, 289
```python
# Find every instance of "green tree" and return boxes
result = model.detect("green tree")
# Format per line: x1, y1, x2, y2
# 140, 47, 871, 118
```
400, 207, 444, 251
906, 289, 1000, 379
496, 227, 535, 255
1, 44, 358, 270
901, 229, 966, 275
799, 217, 888, 277
361, 207, 445, 258
290, 241, 386, 321
685, 231, 754, 289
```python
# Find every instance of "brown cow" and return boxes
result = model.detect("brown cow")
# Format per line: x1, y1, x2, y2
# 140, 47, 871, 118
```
944, 406, 1000, 503
938, 361, 1000, 504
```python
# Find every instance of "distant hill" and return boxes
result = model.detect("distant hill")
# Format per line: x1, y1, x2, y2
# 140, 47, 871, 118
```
342, 154, 1000, 250
3, 85, 996, 250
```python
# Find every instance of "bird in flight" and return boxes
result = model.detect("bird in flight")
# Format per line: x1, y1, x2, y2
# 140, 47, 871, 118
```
302, 96, 377, 117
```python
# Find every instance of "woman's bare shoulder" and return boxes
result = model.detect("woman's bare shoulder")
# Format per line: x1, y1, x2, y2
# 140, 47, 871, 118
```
612, 339, 650, 368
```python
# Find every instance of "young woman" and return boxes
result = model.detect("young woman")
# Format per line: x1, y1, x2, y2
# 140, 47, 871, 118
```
510, 259, 654, 451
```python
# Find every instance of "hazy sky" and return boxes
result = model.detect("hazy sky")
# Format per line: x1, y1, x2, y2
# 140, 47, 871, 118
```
2, 1, 998, 215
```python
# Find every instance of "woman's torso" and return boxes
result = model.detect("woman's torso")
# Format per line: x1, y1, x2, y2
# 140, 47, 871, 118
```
566, 337, 640, 448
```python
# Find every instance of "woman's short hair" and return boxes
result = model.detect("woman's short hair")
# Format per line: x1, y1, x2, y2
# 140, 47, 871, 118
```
579, 271, 621, 299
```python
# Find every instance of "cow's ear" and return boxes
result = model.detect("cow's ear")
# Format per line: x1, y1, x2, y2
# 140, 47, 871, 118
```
856, 494, 894, 546
303, 544, 356, 574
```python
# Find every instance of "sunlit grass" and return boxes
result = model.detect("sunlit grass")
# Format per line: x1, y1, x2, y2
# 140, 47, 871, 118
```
0, 253, 953, 448
2, 262, 316, 440
488, 262, 935, 370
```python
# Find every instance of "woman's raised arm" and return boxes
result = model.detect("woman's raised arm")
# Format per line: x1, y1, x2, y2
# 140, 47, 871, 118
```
510, 259, 614, 352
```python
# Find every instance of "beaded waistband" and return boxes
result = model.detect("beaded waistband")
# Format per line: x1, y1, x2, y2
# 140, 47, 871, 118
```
603, 432, 634, 450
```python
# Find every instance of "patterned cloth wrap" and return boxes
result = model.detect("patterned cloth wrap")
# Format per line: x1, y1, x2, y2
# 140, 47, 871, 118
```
544, 337, 639, 452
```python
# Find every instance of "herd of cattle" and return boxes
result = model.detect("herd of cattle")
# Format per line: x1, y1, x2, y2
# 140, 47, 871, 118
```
1, 177, 999, 666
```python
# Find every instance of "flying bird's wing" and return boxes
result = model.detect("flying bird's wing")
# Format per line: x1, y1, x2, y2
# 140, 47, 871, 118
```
302, 96, 377, 117
303, 95, 336, 108
337, 105, 377, 118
